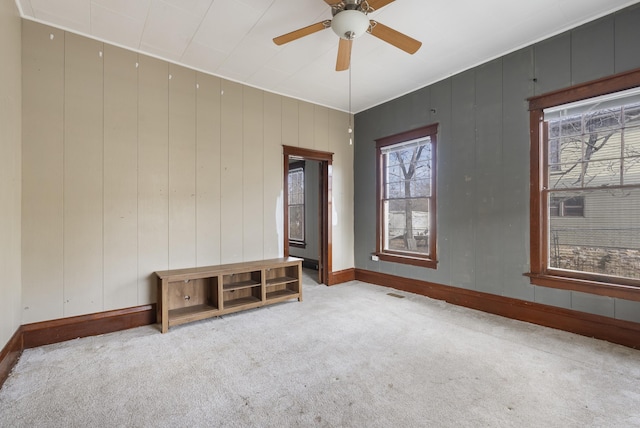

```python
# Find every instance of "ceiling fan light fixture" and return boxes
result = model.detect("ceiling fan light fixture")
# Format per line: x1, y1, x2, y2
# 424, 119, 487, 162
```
331, 10, 370, 40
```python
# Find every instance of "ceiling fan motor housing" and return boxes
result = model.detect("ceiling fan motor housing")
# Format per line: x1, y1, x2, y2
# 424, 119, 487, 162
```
331, 10, 370, 40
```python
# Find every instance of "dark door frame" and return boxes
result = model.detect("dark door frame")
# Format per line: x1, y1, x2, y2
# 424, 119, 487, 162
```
283, 145, 333, 285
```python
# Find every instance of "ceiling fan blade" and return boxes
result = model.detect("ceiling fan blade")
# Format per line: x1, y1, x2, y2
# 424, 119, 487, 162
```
323, 0, 341, 5
336, 38, 352, 71
273, 21, 329, 46
368, 21, 422, 54
365, 0, 395, 11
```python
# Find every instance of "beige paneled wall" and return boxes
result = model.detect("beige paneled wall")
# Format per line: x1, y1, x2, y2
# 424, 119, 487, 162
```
329, 109, 355, 272
103, 44, 138, 310
0, 0, 22, 348
21, 21, 354, 324
168, 64, 197, 270
63, 33, 104, 317
137, 54, 169, 307
22, 22, 64, 323
195, 72, 222, 266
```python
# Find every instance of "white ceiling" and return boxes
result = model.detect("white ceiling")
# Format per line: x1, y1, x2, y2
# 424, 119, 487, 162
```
15, 0, 640, 113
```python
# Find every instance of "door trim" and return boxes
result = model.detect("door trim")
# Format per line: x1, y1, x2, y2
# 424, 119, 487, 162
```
283, 145, 333, 284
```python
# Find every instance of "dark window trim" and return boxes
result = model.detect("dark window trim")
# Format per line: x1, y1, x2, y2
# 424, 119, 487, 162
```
528, 67, 640, 301
375, 123, 438, 269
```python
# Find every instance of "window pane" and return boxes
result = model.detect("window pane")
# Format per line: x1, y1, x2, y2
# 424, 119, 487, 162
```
289, 205, 304, 242
288, 167, 304, 242
383, 198, 430, 254
548, 100, 640, 191
377, 126, 437, 265
550, 195, 584, 217
548, 188, 640, 280
288, 168, 304, 204
624, 130, 640, 184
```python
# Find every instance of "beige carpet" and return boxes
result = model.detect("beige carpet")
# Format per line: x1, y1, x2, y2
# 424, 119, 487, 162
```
1, 272, 640, 427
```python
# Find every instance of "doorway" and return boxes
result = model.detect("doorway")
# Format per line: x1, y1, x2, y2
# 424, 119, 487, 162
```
283, 146, 332, 285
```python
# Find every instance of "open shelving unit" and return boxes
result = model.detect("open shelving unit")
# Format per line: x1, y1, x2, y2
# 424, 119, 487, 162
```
265, 264, 301, 303
156, 257, 302, 333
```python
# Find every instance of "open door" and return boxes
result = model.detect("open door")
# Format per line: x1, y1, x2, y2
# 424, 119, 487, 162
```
283, 146, 333, 285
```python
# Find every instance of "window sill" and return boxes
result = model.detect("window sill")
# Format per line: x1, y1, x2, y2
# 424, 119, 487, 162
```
289, 241, 306, 249
377, 252, 437, 269
525, 272, 640, 302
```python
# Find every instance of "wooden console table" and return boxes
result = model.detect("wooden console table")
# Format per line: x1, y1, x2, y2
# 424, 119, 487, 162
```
155, 257, 303, 333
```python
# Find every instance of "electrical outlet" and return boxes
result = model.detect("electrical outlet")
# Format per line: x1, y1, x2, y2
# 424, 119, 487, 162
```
371, 254, 379, 262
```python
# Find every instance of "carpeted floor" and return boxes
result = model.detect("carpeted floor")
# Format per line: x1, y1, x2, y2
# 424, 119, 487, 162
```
1, 271, 640, 427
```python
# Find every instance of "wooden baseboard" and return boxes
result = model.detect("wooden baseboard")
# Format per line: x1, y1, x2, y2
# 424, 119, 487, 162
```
1, 304, 156, 390
355, 269, 640, 349
328, 268, 356, 286
21, 304, 156, 349
0, 328, 23, 389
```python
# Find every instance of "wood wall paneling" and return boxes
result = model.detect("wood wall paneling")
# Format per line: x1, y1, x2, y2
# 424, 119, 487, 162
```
614, 298, 640, 324
298, 101, 314, 149
571, 291, 615, 319
570, 16, 614, 86
352, 109, 379, 271
313, 105, 329, 152
19, 22, 355, 325
474, 59, 504, 295
281, 98, 299, 147
137, 55, 169, 305
353, 5, 640, 322
0, 0, 22, 353
168, 64, 197, 269
423, 78, 452, 286
614, 4, 640, 73
500, 48, 536, 301
533, 33, 571, 96
263, 92, 283, 259
220, 80, 244, 263
63, 33, 104, 316
328, 108, 353, 272
196, 72, 222, 266
448, 70, 477, 290
243, 86, 265, 262
103, 44, 138, 310
21, 22, 65, 323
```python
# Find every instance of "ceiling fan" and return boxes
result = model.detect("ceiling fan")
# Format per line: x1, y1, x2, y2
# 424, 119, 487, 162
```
273, 0, 422, 71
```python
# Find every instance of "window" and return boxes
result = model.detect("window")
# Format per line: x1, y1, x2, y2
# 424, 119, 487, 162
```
549, 196, 584, 217
288, 162, 305, 246
528, 69, 640, 299
376, 124, 438, 268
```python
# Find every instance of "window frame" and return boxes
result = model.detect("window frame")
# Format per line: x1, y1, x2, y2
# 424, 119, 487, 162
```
375, 124, 438, 269
549, 196, 585, 217
287, 160, 306, 248
528, 68, 640, 301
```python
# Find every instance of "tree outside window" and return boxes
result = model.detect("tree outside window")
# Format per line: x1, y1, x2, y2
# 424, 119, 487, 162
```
376, 124, 438, 268
529, 71, 640, 299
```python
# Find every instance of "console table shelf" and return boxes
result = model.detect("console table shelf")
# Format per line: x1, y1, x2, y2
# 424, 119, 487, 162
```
156, 257, 302, 333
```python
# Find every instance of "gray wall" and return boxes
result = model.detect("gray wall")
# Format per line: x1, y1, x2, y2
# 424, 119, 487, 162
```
353, 4, 640, 322
290, 160, 320, 263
